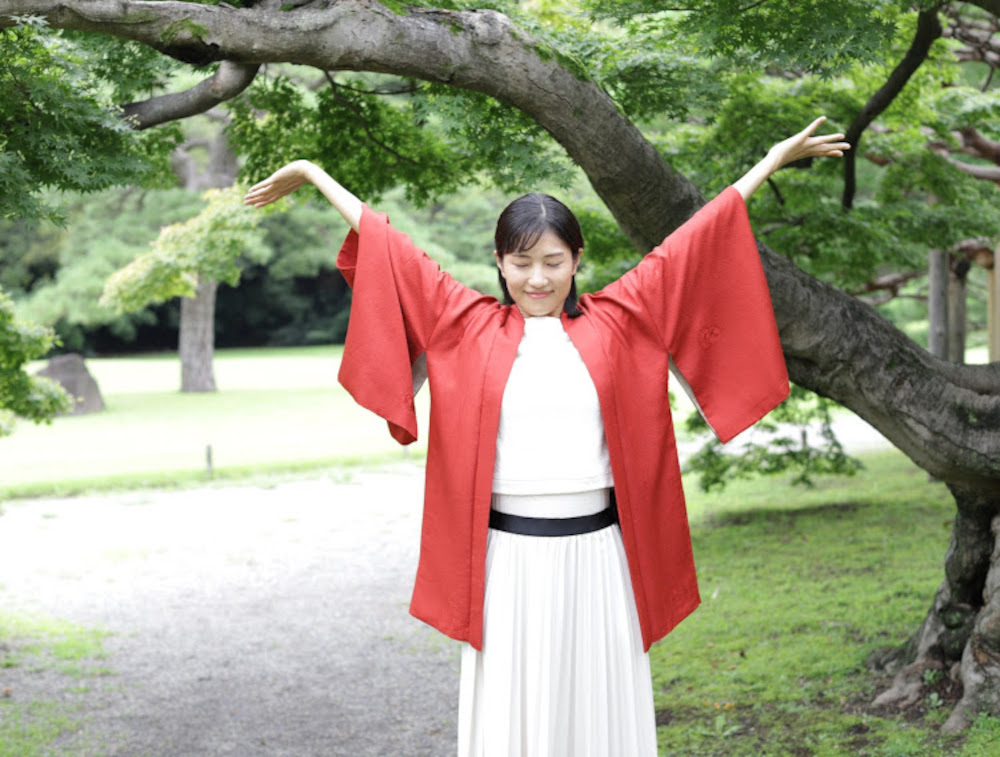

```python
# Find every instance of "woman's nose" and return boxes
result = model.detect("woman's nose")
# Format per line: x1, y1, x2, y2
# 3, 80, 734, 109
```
528, 265, 547, 285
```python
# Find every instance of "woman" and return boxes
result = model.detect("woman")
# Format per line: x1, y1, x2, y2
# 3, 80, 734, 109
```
244, 117, 848, 756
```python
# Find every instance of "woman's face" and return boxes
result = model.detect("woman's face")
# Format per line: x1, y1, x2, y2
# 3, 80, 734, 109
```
495, 229, 580, 318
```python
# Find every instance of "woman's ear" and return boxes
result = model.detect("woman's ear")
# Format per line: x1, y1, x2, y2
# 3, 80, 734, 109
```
493, 250, 503, 270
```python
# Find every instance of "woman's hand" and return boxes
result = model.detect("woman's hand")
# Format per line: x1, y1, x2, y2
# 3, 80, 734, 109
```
243, 159, 362, 232
766, 116, 850, 171
243, 160, 316, 209
732, 116, 850, 202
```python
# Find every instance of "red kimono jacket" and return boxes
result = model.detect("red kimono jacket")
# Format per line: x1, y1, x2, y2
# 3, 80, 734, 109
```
337, 187, 789, 652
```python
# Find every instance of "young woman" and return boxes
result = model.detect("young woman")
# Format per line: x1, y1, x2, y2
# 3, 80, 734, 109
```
244, 117, 848, 756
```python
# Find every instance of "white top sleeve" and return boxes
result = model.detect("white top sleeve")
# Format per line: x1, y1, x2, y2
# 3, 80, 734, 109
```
491, 317, 615, 495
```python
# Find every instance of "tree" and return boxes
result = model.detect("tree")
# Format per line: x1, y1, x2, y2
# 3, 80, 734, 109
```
101, 185, 267, 391
5, 188, 208, 353
1, 0, 999, 731
0, 289, 70, 436
0, 15, 173, 428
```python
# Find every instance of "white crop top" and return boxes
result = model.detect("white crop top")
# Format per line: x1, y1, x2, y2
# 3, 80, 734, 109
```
491, 317, 614, 495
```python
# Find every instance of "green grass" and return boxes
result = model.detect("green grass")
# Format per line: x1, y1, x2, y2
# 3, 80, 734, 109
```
652, 450, 999, 756
1, 346, 428, 499
0, 613, 111, 757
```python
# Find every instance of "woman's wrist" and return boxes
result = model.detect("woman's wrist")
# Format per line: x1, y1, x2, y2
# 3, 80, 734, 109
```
297, 160, 321, 185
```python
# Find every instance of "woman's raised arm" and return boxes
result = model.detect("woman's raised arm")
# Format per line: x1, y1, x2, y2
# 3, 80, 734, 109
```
732, 116, 850, 202
243, 159, 363, 232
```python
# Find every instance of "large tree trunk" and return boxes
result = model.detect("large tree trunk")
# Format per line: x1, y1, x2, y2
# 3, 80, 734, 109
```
948, 257, 968, 364
179, 277, 218, 392
990, 253, 1000, 362
928, 248, 949, 359
174, 129, 238, 392
871, 485, 1000, 730
5, 0, 1000, 727
955, 510, 1000, 729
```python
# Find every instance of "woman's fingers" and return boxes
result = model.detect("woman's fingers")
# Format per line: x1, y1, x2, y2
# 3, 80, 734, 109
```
771, 118, 851, 167
801, 117, 850, 154
243, 163, 310, 207
243, 185, 276, 208
800, 115, 828, 138
806, 133, 851, 157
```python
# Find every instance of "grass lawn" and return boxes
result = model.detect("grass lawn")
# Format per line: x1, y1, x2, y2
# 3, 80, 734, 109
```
0, 346, 428, 498
653, 450, 1000, 756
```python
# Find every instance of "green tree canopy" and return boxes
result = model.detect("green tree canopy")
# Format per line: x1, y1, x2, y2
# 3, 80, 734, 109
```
100, 186, 267, 314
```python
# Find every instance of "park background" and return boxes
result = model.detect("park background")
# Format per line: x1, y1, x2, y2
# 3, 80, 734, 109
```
2, 1, 1000, 755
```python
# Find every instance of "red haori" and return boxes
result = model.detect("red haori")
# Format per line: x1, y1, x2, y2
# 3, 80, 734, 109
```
336, 187, 789, 651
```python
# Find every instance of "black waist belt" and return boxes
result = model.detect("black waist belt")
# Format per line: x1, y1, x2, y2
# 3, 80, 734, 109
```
489, 504, 619, 537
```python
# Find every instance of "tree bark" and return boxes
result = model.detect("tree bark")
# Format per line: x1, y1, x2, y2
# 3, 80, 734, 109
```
179, 276, 218, 393
991, 254, 1000, 362
173, 120, 238, 392
3, 0, 1000, 727
950, 509, 1000, 730
122, 60, 259, 129
949, 258, 969, 364
928, 248, 949, 359
873, 485, 1000, 731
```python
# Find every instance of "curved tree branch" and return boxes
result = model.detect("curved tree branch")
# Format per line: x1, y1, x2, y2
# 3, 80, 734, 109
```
965, 0, 1000, 17
0, 0, 701, 243
943, 5, 1000, 69
842, 8, 943, 209
938, 153, 1000, 182
960, 126, 1000, 163
121, 60, 260, 129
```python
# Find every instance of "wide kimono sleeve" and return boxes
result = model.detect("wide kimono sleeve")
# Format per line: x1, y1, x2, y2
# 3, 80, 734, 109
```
609, 187, 789, 443
336, 204, 476, 445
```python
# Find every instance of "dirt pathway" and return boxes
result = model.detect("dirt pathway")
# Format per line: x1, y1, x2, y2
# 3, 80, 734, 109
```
0, 465, 457, 757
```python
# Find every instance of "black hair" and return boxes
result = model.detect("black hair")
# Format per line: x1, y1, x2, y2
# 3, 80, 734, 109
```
494, 193, 584, 318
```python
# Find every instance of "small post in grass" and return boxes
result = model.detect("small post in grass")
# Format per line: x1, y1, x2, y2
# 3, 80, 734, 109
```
206, 443, 214, 479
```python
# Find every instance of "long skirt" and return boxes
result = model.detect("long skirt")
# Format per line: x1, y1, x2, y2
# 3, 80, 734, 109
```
457, 489, 658, 757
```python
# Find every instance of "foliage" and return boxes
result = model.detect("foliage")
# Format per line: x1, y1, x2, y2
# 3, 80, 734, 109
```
227, 69, 578, 205
585, 0, 908, 76
6, 188, 206, 351
0, 290, 70, 437
651, 67, 1000, 290
0, 18, 180, 431
227, 72, 465, 205
0, 18, 176, 224
413, 84, 578, 192
62, 30, 179, 106
100, 186, 267, 313
684, 384, 864, 492
2, 183, 502, 354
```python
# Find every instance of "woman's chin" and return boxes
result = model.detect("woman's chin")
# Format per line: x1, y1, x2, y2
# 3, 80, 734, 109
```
519, 303, 561, 318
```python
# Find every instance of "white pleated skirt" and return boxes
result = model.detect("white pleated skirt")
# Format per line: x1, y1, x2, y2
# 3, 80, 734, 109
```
458, 490, 657, 757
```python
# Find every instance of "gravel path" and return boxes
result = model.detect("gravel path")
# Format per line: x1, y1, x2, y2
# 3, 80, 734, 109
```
0, 418, 890, 756
0, 465, 458, 757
